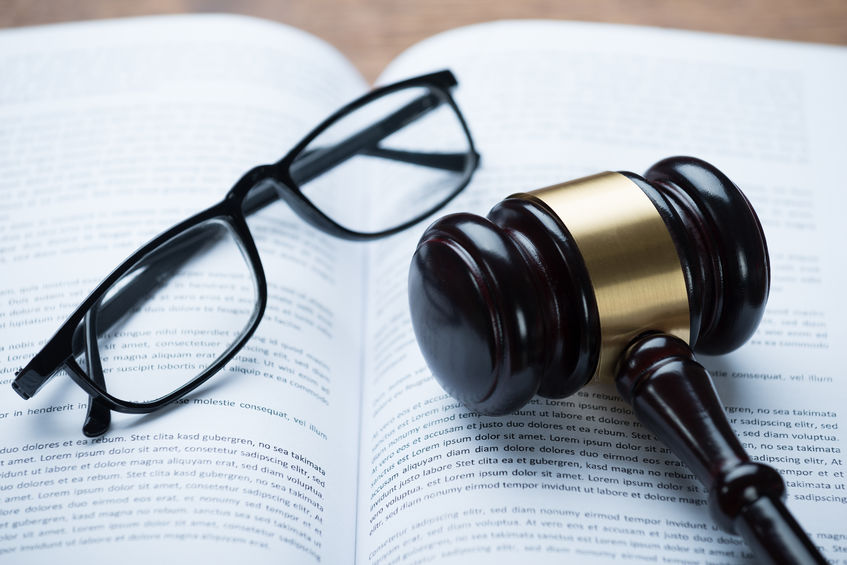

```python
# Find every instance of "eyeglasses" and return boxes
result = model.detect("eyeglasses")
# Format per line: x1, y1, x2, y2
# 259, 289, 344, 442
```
12, 70, 479, 437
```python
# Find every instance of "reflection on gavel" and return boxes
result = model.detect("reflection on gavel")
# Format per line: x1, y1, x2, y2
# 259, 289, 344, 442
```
408, 157, 828, 565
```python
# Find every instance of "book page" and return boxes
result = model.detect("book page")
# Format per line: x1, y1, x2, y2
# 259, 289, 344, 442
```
0, 15, 370, 564
357, 22, 847, 564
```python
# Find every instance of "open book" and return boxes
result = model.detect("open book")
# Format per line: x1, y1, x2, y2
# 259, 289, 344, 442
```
1, 14, 845, 564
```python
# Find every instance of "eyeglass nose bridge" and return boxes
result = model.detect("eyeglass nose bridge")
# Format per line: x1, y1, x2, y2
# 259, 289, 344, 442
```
238, 171, 374, 242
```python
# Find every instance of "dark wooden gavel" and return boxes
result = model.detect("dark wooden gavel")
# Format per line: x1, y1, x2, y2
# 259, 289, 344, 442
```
408, 156, 827, 564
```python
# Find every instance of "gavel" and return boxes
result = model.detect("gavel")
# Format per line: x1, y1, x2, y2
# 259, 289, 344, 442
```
408, 157, 827, 564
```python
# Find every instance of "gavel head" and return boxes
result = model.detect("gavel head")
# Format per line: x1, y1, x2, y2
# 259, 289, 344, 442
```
408, 156, 769, 415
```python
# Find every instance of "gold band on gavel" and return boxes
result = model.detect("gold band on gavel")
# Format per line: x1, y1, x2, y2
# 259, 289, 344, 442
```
524, 172, 690, 382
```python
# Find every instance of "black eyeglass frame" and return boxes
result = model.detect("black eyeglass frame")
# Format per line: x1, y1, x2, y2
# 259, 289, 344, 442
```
12, 69, 478, 421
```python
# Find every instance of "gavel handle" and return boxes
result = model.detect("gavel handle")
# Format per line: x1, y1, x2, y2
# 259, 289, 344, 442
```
617, 334, 828, 565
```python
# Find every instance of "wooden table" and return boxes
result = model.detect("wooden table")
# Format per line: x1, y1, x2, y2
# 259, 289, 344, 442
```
2, 0, 846, 82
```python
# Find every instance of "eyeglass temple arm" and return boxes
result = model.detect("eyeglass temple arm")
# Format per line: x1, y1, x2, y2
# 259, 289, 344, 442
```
243, 149, 474, 218
81, 306, 111, 437
304, 144, 471, 172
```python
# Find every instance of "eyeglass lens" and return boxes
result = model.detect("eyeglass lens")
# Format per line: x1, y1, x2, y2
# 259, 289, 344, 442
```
78, 219, 260, 403
290, 85, 473, 234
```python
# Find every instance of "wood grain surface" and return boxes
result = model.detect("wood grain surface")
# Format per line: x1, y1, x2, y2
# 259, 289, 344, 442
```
2, 0, 846, 81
